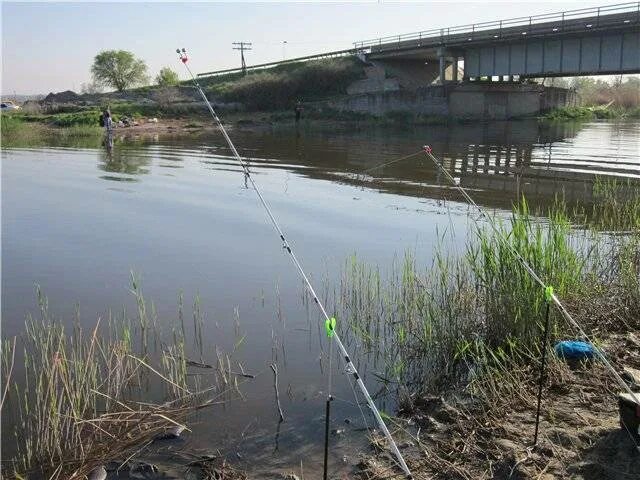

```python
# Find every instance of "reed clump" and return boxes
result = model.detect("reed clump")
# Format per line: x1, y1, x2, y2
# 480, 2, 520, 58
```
0, 285, 238, 479
336, 179, 640, 396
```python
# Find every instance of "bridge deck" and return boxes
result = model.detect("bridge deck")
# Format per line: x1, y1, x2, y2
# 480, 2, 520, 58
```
357, 2, 639, 56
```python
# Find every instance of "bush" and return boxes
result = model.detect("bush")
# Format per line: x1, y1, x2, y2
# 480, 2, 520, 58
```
51, 110, 102, 127
155, 67, 179, 87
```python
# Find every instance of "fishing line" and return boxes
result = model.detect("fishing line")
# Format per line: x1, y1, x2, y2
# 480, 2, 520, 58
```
176, 49, 413, 478
359, 151, 424, 177
421, 146, 640, 422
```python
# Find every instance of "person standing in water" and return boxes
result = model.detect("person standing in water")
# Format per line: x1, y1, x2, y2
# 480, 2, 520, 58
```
102, 110, 114, 154
294, 100, 303, 124
102, 110, 113, 133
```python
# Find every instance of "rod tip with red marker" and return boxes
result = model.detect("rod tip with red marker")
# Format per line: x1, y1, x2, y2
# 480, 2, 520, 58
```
422, 145, 432, 154
176, 47, 188, 63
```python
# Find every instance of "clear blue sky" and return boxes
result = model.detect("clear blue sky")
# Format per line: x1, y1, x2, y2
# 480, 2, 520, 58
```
1, 1, 625, 95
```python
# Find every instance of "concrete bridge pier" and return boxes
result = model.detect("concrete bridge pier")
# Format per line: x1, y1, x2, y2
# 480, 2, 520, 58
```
437, 47, 462, 84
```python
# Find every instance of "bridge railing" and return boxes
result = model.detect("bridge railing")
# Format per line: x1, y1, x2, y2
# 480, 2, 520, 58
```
354, 2, 640, 50
197, 48, 358, 78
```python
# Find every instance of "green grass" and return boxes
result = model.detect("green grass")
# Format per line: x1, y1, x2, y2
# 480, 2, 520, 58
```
1, 114, 103, 147
543, 105, 636, 120
334, 185, 640, 393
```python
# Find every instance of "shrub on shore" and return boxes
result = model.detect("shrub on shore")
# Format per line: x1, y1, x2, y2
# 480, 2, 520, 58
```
544, 105, 637, 120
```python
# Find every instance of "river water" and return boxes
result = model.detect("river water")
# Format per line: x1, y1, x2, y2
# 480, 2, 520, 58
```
1, 119, 638, 477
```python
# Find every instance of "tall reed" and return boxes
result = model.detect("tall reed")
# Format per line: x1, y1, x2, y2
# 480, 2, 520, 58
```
1, 285, 233, 479
335, 186, 640, 397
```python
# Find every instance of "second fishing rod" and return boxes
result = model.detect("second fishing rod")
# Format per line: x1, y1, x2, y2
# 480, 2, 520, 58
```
176, 48, 413, 479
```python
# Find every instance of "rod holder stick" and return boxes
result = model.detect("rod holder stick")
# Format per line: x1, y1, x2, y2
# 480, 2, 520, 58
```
533, 299, 551, 445
323, 396, 332, 480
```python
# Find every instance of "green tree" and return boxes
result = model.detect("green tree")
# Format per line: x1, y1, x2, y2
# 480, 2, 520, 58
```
91, 50, 148, 92
155, 67, 179, 87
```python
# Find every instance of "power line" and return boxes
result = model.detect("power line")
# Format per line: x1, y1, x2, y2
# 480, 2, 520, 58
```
232, 42, 252, 76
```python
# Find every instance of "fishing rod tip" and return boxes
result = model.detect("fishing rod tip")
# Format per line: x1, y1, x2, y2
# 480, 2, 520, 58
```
422, 145, 432, 153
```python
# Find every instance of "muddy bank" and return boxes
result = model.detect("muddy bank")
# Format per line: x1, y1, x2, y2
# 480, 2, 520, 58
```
359, 299, 640, 479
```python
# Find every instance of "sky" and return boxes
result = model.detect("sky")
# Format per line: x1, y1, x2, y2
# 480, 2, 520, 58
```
0, 0, 630, 95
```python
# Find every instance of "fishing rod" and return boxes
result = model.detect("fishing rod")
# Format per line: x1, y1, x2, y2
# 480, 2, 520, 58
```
420, 146, 640, 412
176, 48, 413, 478
355, 145, 640, 448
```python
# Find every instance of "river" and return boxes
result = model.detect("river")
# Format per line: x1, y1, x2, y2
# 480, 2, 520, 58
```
2, 119, 638, 477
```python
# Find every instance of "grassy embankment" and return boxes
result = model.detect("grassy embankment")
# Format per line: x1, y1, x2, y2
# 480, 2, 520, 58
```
0, 98, 204, 147
335, 177, 640, 477
0, 58, 373, 146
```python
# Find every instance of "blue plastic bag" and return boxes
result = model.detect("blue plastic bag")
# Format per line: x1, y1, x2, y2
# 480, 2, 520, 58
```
554, 340, 596, 361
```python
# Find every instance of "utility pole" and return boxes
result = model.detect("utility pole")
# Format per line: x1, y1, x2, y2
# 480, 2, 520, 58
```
232, 42, 252, 75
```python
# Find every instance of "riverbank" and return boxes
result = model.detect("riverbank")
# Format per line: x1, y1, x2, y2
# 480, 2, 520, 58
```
543, 105, 640, 120
357, 293, 639, 479
338, 185, 640, 479
1, 109, 451, 148
3, 106, 619, 149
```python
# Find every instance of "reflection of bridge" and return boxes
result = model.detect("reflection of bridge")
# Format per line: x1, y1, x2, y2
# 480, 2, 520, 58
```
267, 121, 638, 208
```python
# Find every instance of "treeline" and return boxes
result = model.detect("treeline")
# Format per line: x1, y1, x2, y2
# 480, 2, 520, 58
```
545, 76, 639, 108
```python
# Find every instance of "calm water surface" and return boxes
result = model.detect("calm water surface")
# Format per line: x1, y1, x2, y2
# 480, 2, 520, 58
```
2, 119, 638, 476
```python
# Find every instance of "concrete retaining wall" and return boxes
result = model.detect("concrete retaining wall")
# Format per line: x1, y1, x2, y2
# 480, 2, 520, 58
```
329, 80, 575, 119
449, 83, 545, 119
325, 88, 448, 116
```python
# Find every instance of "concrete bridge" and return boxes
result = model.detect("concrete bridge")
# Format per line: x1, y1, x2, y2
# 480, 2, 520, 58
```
355, 2, 640, 85
198, 3, 639, 84
198, 3, 639, 119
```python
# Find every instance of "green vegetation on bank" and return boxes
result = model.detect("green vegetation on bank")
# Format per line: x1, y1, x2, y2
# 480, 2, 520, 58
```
544, 76, 640, 120
203, 57, 365, 110
1, 114, 103, 147
0, 279, 242, 478
544, 105, 640, 120
336, 177, 640, 393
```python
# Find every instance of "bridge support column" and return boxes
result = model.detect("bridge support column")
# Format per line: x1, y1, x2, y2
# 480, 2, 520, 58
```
439, 55, 446, 85
437, 47, 462, 85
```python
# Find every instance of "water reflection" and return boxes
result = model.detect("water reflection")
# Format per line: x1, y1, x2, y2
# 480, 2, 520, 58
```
194, 119, 638, 211
98, 143, 152, 178
91, 119, 638, 211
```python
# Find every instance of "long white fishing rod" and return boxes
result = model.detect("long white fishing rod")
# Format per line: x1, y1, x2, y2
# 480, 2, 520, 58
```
176, 49, 412, 478
421, 146, 640, 407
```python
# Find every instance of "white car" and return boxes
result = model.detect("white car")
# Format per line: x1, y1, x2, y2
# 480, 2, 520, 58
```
1, 101, 21, 111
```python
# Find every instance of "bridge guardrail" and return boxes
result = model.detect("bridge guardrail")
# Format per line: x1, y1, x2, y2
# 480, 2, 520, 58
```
197, 48, 358, 78
354, 2, 640, 51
